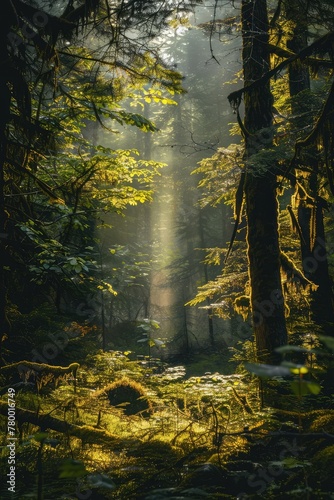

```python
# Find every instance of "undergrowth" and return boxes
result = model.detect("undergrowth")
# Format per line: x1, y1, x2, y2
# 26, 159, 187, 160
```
1, 348, 334, 499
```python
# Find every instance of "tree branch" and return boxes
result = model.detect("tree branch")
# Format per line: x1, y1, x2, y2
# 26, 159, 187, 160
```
269, 43, 334, 69
228, 32, 334, 108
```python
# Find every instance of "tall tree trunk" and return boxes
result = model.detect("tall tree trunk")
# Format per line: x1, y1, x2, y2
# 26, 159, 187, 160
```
198, 209, 215, 348
285, 1, 310, 97
0, 116, 8, 365
242, 0, 288, 362
285, 0, 334, 334
0, 13, 12, 365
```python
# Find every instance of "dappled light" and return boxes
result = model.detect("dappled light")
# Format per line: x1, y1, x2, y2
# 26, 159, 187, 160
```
1, 1, 334, 499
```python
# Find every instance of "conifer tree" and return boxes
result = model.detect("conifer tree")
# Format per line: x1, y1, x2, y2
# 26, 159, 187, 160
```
232, 0, 288, 361
284, 0, 334, 334
0, 0, 199, 363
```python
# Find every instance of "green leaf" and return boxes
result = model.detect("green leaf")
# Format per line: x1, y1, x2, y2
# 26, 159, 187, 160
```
88, 473, 115, 490
59, 459, 87, 478
275, 345, 314, 354
306, 382, 322, 395
152, 339, 165, 347
31, 432, 48, 443
245, 363, 291, 378
290, 366, 308, 375
319, 335, 334, 352
290, 380, 321, 397
281, 361, 308, 371
271, 458, 311, 469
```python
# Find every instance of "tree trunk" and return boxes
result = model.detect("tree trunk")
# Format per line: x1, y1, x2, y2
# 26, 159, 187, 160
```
242, 0, 288, 362
0, 88, 8, 365
198, 209, 215, 348
0, 8, 12, 365
285, 1, 310, 97
309, 202, 334, 334
285, 0, 334, 334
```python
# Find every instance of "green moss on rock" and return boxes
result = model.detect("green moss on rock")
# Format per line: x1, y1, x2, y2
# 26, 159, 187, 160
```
99, 377, 152, 416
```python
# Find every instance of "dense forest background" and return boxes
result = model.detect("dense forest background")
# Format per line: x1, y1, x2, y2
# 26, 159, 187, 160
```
1, 1, 334, 498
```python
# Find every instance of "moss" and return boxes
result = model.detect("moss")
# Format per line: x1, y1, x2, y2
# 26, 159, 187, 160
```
234, 295, 250, 309
309, 410, 334, 433
312, 445, 334, 483
280, 250, 314, 290
73, 424, 123, 446
0, 401, 139, 449
181, 463, 226, 490
234, 295, 250, 320
131, 440, 182, 467
1, 361, 79, 375
97, 377, 152, 416
1, 361, 79, 390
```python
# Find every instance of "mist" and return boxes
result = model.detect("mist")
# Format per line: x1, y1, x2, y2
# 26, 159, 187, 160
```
88, 2, 244, 358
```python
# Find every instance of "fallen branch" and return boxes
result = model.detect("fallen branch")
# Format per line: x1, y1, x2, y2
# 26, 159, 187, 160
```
1, 361, 80, 391
1, 361, 79, 376
220, 429, 334, 439
0, 402, 140, 448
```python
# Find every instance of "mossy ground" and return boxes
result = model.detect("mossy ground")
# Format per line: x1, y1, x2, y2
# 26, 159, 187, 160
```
1, 350, 333, 499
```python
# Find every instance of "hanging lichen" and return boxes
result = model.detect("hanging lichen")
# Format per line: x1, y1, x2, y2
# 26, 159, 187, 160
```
280, 251, 316, 291
292, 79, 334, 195
233, 295, 250, 320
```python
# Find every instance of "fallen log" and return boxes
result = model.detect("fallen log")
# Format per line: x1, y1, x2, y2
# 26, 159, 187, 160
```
0, 402, 139, 449
1, 361, 79, 391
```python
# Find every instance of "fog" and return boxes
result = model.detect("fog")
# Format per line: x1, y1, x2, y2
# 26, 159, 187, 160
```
95, 2, 243, 356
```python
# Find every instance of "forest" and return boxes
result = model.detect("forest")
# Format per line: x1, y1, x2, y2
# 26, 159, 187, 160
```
0, 0, 334, 498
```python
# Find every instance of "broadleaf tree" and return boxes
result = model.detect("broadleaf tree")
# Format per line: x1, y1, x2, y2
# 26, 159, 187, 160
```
0, 0, 201, 363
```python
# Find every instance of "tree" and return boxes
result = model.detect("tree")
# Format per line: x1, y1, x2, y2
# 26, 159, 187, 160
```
0, 0, 199, 363
283, 0, 334, 334
187, 0, 334, 361
229, 0, 288, 362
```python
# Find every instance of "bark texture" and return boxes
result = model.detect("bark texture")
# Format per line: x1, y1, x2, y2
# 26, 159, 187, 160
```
285, 0, 334, 334
242, 0, 288, 361
0, 2, 14, 364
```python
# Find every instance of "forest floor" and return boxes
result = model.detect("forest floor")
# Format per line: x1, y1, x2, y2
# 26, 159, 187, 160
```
1, 341, 334, 499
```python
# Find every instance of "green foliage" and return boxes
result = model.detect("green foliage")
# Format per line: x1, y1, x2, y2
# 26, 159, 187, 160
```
319, 335, 334, 351
1, 0, 188, 332
1, 344, 334, 499
59, 459, 87, 479
309, 410, 334, 432
312, 445, 334, 483
193, 144, 243, 208
1, 1, 334, 499
186, 245, 248, 320
245, 363, 292, 378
